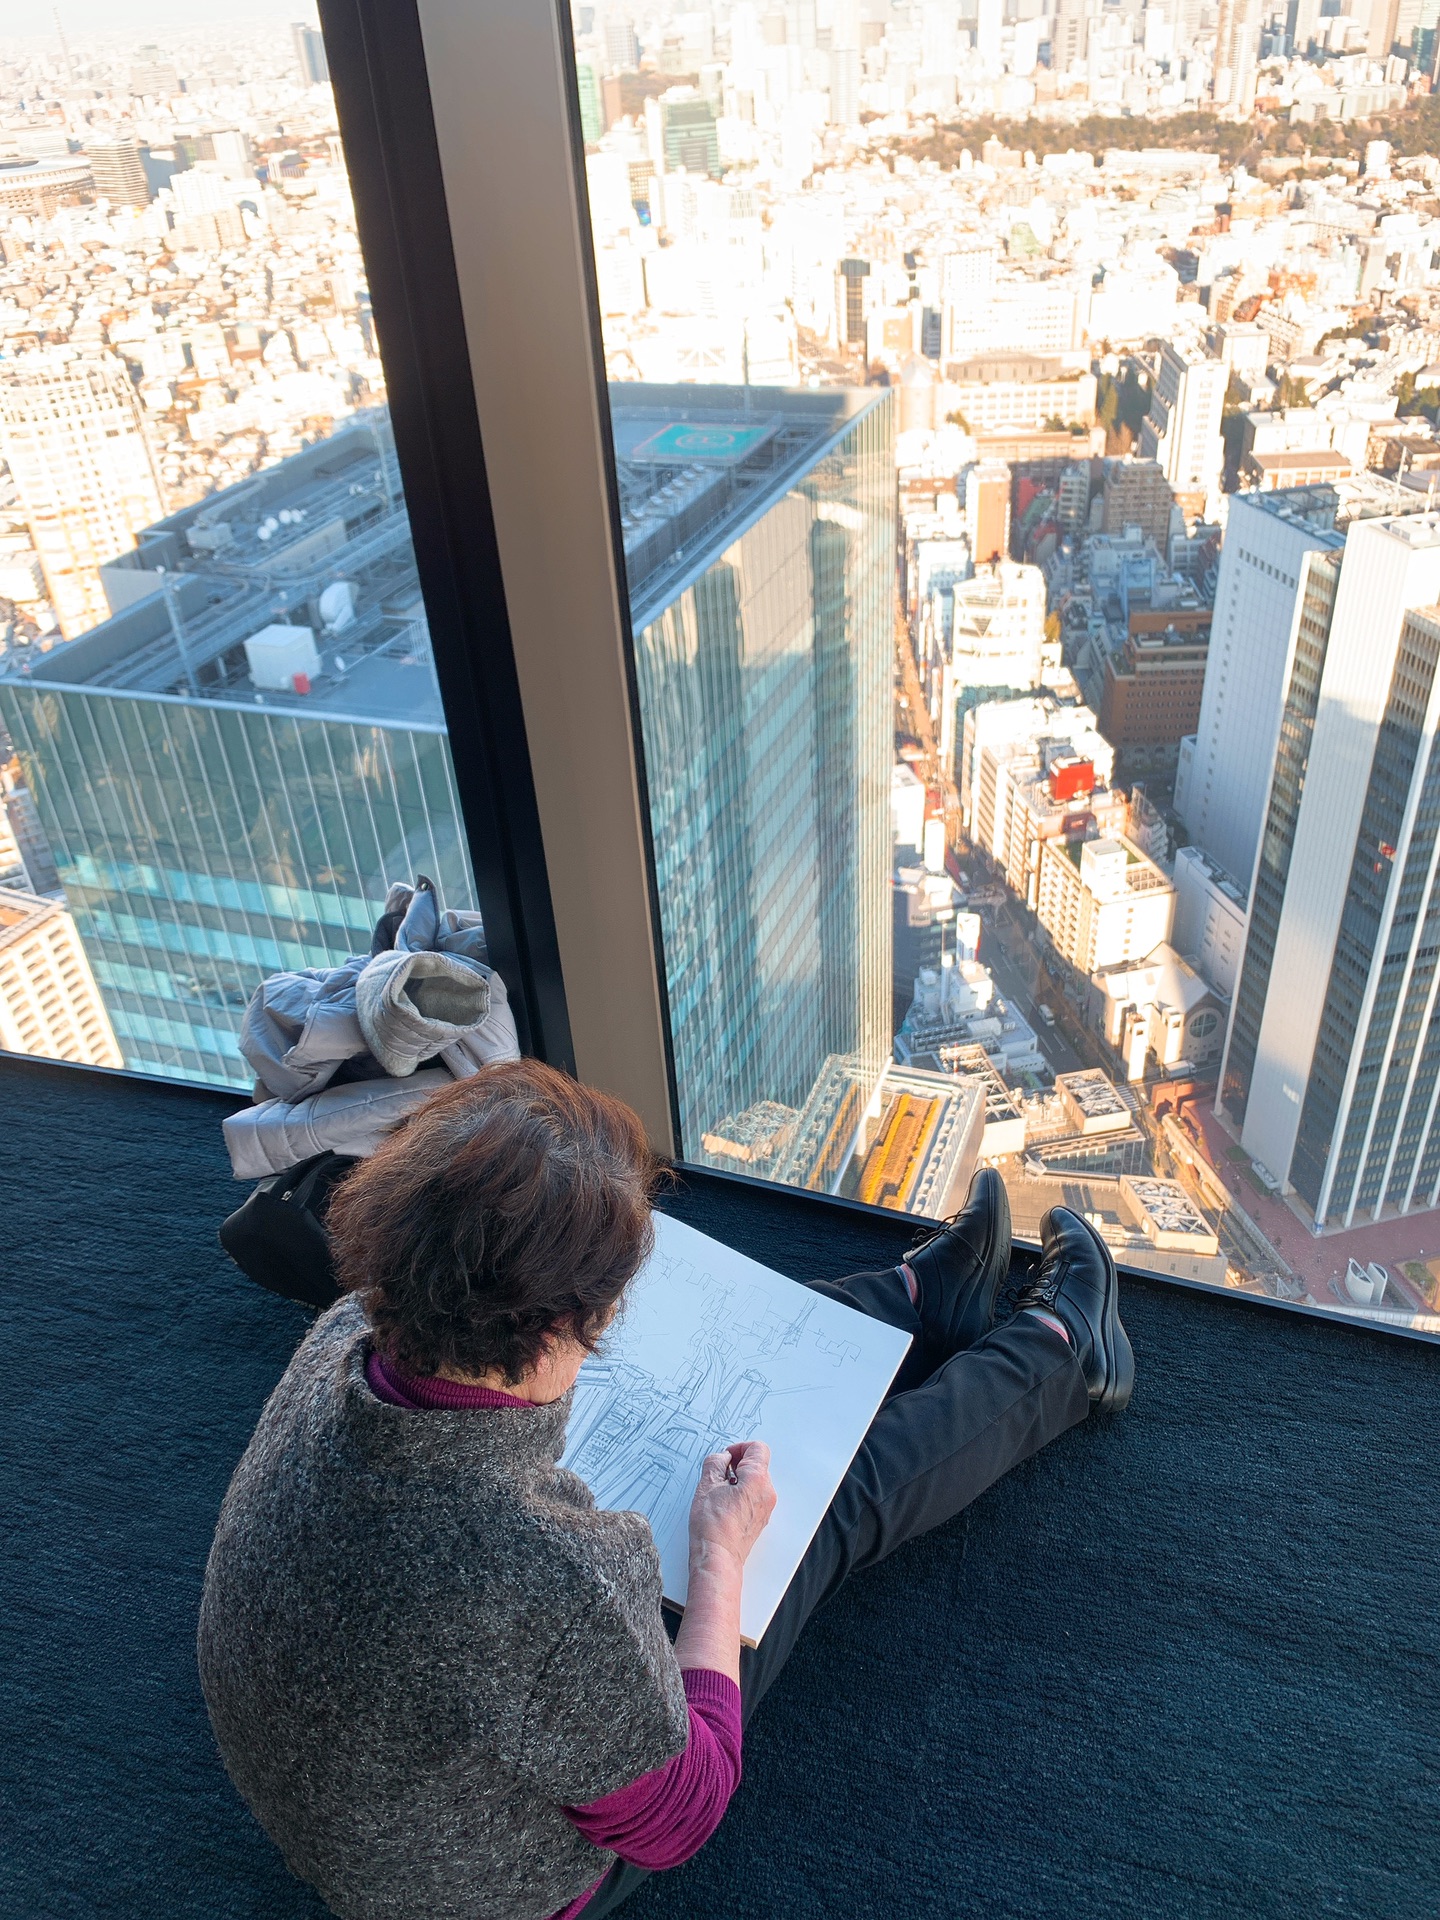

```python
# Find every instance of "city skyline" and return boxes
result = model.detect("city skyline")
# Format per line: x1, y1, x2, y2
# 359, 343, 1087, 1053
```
3, 7, 320, 34
4, 8, 1440, 1325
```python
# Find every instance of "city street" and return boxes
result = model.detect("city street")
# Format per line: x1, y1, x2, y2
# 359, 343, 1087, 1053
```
978, 904, 1084, 1076
1187, 1103, 1440, 1311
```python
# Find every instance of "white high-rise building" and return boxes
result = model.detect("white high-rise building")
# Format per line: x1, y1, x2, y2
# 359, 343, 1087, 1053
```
947, 272, 1085, 359
1291, 0, 1324, 51
922, 560, 1051, 770
1051, 0, 1098, 68
1171, 844, 1247, 999
960, 695, 1122, 905
892, 761, 926, 858
830, 0, 862, 121
210, 128, 253, 179
1212, 0, 1261, 113
170, 166, 232, 218
788, 0, 819, 51
946, 561, 1047, 691
941, 246, 998, 355
1178, 487, 1346, 894
1220, 513, 1440, 1226
829, 46, 861, 122
605, 13, 640, 69
1138, 342, 1227, 513
976, 0, 1003, 69
920, 0, 961, 74
291, 22, 329, 87
1036, 835, 1176, 974
0, 887, 122, 1068
0, 353, 166, 639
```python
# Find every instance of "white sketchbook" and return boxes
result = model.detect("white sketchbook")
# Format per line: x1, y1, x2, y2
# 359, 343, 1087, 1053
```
560, 1211, 912, 1645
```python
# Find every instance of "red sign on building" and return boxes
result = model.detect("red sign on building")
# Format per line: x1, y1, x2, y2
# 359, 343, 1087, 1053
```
1049, 757, 1094, 803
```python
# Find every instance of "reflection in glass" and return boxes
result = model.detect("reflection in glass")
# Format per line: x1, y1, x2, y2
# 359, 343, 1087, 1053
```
0, 415, 472, 1086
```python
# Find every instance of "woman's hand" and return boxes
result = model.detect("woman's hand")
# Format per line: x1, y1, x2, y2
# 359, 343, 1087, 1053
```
688, 1441, 777, 1569
674, 1442, 776, 1682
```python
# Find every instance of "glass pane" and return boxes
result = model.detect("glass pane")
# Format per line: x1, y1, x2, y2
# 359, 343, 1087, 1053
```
573, 7, 1440, 1334
0, 14, 478, 1091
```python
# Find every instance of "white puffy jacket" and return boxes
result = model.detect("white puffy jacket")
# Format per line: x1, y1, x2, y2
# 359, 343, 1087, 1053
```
222, 880, 521, 1180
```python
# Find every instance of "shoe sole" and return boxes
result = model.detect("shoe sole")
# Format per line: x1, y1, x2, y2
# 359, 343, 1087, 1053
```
1076, 1213, 1135, 1413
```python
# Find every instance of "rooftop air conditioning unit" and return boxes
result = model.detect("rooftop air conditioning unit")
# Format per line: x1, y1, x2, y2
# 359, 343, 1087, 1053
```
245, 623, 321, 692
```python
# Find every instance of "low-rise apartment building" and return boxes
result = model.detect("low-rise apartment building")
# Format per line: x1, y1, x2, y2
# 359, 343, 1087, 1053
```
940, 353, 1097, 433
1036, 833, 1175, 972
1098, 622, 1211, 748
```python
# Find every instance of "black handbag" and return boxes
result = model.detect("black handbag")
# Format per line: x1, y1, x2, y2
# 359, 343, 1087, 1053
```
218, 1150, 357, 1311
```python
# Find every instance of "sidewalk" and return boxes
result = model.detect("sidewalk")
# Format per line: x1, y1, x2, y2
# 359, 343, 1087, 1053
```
1187, 1104, 1440, 1309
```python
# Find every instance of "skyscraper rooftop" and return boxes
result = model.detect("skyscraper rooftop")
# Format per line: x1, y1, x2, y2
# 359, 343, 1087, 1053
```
1240, 483, 1347, 538
1, 394, 889, 727
609, 385, 884, 625
0, 414, 441, 729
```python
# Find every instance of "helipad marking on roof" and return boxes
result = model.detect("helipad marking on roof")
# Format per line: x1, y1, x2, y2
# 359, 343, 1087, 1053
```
629, 421, 774, 465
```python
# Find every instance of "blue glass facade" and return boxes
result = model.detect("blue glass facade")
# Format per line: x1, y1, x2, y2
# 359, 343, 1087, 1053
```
615, 387, 894, 1168
0, 686, 470, 1085
0, 416, 475, 1088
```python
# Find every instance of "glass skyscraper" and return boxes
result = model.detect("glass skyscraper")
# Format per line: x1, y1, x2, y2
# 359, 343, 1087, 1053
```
611, 386, 894, 1171
0, 414, 474, 1087
1, 388, 894, 1139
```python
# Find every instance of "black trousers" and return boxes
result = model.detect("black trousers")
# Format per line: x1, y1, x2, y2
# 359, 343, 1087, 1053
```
582, 1260, 1089, 1918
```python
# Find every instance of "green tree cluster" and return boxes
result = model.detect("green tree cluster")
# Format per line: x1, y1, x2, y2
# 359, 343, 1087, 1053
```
891, 92, 1440, 173
1397, 371, 1440, 422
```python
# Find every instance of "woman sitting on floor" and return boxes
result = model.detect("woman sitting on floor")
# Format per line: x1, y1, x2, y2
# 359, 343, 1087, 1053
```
198, 1058, 1132, 1920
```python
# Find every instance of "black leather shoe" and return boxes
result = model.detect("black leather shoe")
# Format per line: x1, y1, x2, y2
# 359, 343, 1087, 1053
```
1012, 1206, 1134, 1412
902, 1167, 1012, 1354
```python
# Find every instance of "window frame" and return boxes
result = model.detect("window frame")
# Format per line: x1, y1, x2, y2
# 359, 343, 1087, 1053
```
317, 0, 576, 1074
324, 0, 681, 1150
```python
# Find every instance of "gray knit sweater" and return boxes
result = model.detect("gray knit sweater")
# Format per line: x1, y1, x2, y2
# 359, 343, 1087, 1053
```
197, 1296, 689, 1920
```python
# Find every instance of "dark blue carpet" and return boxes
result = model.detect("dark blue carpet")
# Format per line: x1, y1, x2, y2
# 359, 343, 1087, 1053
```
3, 1051, 1438, 1920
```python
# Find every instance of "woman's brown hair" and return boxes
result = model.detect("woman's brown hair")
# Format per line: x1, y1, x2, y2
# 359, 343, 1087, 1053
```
328, 1060, 659, 1383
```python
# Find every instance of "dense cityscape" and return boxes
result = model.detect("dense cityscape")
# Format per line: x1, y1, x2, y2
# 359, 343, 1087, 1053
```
4, 4, 1440, 1331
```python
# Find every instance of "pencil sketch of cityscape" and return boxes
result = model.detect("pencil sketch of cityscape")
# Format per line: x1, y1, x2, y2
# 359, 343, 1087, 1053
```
561, 1233, 864, 1554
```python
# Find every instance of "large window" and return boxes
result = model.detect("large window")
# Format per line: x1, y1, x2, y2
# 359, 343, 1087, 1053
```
569, 2, 1440, 1336
0, 13, 475, 1088
4, 2, 1440, 1341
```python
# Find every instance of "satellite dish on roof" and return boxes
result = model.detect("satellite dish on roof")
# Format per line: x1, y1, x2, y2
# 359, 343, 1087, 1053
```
319, 580, 357, 633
